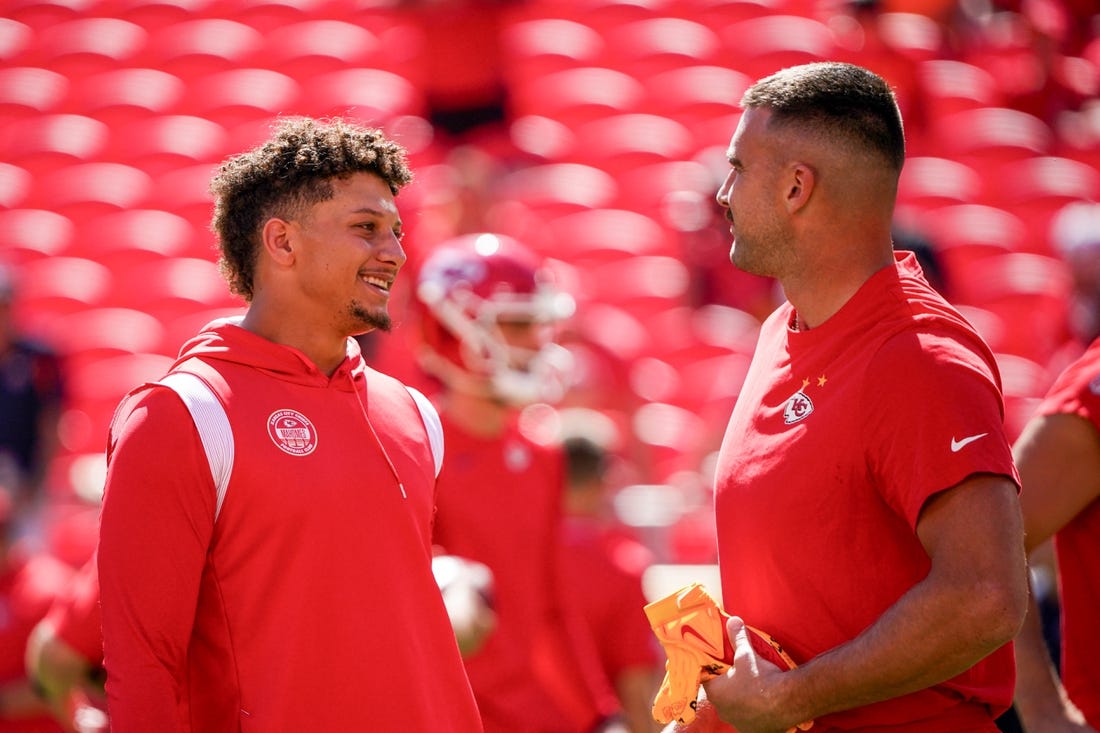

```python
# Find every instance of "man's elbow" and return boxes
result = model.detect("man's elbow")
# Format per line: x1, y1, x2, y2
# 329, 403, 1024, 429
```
971, 576, 1029, 651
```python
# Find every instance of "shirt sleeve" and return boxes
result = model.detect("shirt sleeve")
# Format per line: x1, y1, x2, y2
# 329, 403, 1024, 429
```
97, 386, 218, 732
1038, 339, 1100, 422
862, 326, 1019, 528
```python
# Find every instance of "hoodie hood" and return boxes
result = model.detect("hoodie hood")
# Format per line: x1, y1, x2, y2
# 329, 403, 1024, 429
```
172, 316, 366, 390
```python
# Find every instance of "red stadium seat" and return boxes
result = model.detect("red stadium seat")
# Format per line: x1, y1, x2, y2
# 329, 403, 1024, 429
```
145, 162, 219, 226
255, 20, 380, 78
33, 17, 148, 76
545, 209, 676, 265
718, 15, 838, 77
873, 11, 947, 62
896, 156, 984, 215
509, 66, 645, 126
493, 162, 619, 231
570, 301, 651, 363
214, 0, 328, 33
149, 19, 263, 77
111, 115, 229, 174
921, 204, 1027, 285
4, 0, 102, 29
641, 65, 751, 131
965, 253, 1073, 363
500, 17, 605, 81
582, 255, 691, 322
0, 18, 34, 61
73, 209, 198, 267
690, 303, 763, 357
508, 115, 578, 162
0, 209, 75, 265
0, 67, 68, 120
567, 113, 695, 172
45, 307, 167, 360
616, 159, 717, 221
114, 0, 216, 32
1, 114, 109, 174
14, 257, 114, 329
0, 163, 31, 209
917, 59, 1004, 118
30, 162, 153, 220
66, 68, 185, 126
685, 0, 790, 26
182, 68, 300, 127
988, 155, 1100, 255
551, 0, 674, 28
995, 352, 1054, 442
297, 68, 426, 124
110, 257, 241, 314
603, 17, 722, 75
673, 351, 752, 416
933, 107, 1054, 165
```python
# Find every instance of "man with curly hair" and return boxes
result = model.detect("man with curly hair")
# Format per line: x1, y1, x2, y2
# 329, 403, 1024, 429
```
96, 118, 483, 732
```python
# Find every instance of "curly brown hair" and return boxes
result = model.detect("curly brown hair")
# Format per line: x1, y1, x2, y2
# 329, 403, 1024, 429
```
209, 117, 413, 301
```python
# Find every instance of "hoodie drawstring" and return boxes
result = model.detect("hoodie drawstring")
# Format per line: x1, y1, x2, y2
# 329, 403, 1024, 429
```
353, 380, 407, 500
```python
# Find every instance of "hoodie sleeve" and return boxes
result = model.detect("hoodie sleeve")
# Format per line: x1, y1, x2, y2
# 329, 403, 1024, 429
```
97, 386, 218, 732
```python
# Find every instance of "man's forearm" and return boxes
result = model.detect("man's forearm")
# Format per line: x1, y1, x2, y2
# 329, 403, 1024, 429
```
1013, 587, 1087, 727
770, 572, 1023, 725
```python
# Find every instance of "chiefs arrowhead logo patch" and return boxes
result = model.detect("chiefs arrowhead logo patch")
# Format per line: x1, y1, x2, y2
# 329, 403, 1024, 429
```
783, 390, 814, 425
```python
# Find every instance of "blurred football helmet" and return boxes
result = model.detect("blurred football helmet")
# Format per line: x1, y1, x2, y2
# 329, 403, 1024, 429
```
415, 233, 575, 406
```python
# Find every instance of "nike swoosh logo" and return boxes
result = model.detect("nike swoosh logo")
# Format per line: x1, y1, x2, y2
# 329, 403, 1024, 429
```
951, 433, 989, 452
679, 621, 724, 657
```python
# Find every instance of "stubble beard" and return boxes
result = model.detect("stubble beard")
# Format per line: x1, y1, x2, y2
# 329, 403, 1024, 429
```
350, 302, 393, 334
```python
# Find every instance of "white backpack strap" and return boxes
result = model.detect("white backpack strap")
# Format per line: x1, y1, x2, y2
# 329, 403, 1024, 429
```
405, 386, 444, 478
158, 371, 234, 522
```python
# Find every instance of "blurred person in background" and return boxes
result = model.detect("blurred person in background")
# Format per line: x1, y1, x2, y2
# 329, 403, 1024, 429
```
0, 265, 65, 530
1051, 202, 1100, 356
414, 233, 625, 732
0, 489, 72, 732
560, 429, 663, 733
1011, 333, 1100, 732
26, 554, 106, 733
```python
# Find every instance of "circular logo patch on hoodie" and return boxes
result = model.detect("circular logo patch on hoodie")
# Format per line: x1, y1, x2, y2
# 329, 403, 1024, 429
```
267, 409, 318, 456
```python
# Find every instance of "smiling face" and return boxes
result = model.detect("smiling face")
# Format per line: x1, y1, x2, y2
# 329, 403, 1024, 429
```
289, 171, 407, 338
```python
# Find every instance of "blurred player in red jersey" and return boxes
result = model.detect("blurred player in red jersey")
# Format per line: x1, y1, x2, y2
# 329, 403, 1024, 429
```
26, 554, 107, 733
414, 233, 625, 732
0, 489, 73, 732
560, 430, 663, 733
1012, 334, 1100, 732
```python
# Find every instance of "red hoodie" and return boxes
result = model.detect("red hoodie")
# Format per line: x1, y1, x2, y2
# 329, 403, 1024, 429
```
97, 319, 482, 733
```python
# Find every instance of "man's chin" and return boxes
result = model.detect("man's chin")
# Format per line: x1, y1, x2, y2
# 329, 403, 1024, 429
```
350, 306, 392, 334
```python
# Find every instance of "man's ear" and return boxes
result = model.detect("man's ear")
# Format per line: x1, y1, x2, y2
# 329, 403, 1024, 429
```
785, 163, 814, 213
261, 218, 295, 265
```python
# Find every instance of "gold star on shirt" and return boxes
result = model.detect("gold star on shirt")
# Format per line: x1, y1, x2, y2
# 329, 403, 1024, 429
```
802, 378, 810, 389
817, 375, 827, 387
